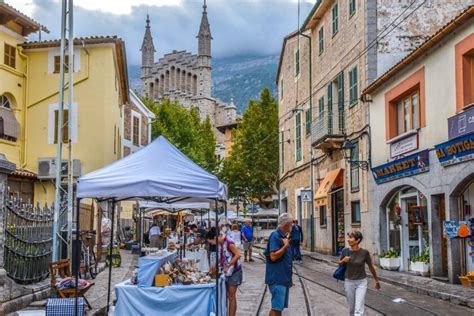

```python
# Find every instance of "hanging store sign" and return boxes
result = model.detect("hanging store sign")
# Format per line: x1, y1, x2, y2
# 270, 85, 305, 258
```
371, 150, 429, 185
448, 106, 474, 140
390, 133, 419, 158
434, 132, 474, 167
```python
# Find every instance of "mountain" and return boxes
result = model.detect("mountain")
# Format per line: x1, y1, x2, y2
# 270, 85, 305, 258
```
128, 54, 279, 113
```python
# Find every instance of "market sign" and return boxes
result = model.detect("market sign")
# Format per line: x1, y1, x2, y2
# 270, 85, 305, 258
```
448, 106, 474, 140
371, 150, 429, 185
434, 132, 474, 167
390, 133, 418, 158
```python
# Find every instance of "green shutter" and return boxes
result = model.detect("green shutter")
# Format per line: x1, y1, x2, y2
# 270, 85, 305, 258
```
349, 0, 356, 16
319, 27, 324, 54
327, 83, 333, 134
296, 113, 302, 161
332, 3, 338, 35
305, 109, 311, 136
318, 97, 324, 115
349, 67, 358, 106
337, 71, 344, 133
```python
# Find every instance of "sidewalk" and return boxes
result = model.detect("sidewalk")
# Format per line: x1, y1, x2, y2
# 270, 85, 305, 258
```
300, 249, 474, 308
88, 249, 138, 315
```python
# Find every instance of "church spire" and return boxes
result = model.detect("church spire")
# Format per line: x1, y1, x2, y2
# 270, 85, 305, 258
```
197, 0, 212, 57
141, 13, 155, 78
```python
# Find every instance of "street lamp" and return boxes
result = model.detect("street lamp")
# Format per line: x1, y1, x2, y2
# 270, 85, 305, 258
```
342, 139, 369, 170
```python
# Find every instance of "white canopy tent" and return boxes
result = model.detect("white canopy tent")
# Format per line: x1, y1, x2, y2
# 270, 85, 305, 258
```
75, 136, 228, 314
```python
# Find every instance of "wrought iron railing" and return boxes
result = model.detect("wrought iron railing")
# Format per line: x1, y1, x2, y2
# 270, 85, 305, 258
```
311, 112, 345, 145
3, 195, 54, 284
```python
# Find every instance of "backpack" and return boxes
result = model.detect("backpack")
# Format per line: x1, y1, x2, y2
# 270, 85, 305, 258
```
263, 232, 284, 264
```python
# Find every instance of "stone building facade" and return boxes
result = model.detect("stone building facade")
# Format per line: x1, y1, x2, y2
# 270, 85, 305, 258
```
363, 7, 474, 283
140, 2, 238, 158
277, 0, 471, 256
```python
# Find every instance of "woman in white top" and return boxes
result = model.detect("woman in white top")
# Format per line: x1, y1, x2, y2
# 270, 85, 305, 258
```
229, 223, 242, 247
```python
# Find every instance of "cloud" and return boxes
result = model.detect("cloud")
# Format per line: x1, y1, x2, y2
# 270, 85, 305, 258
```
17, 0, 315, 65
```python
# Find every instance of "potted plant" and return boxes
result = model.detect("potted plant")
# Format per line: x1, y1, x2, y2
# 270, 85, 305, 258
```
410, 248, 430, 276
379, 248, 401, 271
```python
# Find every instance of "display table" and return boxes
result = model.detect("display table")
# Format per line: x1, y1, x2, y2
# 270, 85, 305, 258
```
185, 249, 209, 272
137, 251, 177, 286
114, 278, 226, 316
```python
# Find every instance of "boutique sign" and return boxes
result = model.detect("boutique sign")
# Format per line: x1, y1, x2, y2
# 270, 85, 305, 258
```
372, 150, 430, 185
435, 132, 474, 167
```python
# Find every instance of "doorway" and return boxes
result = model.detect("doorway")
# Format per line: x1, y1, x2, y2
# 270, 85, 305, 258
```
332, 189, 344, 256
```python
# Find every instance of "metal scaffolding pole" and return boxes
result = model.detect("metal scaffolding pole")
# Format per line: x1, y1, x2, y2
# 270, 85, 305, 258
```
52, 0, 74, 261
67, 0, 75, 261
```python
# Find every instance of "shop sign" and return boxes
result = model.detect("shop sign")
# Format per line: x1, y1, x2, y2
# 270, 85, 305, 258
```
390, 133, 418, 158
371, 150, 429, 185
448, 106, 474, 140
443, 220, 471, 239
434, 133, 474, 167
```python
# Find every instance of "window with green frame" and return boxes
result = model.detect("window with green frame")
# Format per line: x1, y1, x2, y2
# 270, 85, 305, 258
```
305, 109, 311, 136
337, 71, 344, 132
327, 82, 333, 134
295, 112, 302, 161
295, 49, 300, 76
319, 27, 324, 54
318, 96, 324, 116
350, 141, 359, 192
349, 66, 358, 106
332, 3, 339, 36
349, 0, 356, 16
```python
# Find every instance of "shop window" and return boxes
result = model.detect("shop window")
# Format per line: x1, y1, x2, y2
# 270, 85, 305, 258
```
305, 108, 311, 136
320, 205, 327, 226
332, 2, 339, 36
54, 109, 69, 144
4, 43, 16, 68
350, 141, 359, 192
385, 68, 425, 140
295, 112, 302, 161
318, 27, 324, 54
54, 55, 69, 73
351, 201, 361, 224
349, 0, 356, 16
455, 33, 474, 111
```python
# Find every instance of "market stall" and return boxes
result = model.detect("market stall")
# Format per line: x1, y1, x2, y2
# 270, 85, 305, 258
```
75, 136, 227, 315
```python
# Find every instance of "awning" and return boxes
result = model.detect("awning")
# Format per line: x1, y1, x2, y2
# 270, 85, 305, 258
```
314, 168, 343, 206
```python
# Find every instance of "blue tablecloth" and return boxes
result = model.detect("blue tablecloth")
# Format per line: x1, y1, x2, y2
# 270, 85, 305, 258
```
114, 280, 224, 316
137, 251, 177, 286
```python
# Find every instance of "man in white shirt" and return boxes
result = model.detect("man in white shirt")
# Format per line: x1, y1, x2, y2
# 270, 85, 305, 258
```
148, 223, 161, 248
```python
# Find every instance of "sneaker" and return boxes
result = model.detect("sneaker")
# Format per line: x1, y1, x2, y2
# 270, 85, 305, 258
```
249, 258, 255, 262
244, 258, 248, 262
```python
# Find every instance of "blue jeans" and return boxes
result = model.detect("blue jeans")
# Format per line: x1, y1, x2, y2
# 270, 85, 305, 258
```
268, 284, 290, 311
291, 239, 301, 260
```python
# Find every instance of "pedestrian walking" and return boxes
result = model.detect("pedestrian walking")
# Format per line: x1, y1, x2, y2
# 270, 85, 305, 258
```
241, 218, 254, 262
265, 213, 293, 316
206, 228, 242, 316
229, 223, 242, 247
339, 230, 381, 316
148, 223, 161, 248
290, 220, 303, 261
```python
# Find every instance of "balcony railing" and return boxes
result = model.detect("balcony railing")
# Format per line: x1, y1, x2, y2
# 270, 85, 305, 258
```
311, 112, 345, 148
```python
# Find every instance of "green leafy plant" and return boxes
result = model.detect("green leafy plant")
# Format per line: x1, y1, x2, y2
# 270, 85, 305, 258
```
380, 248, 400, 258
410, 248, 430, 264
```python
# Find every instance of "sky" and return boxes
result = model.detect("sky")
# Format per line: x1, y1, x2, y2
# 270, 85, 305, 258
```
8, 0, 315, 65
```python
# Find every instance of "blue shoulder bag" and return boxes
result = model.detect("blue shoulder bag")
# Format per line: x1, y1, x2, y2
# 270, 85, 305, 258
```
333, 248, 350, 281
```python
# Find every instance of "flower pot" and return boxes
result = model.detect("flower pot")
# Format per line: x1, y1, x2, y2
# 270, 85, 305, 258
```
380, 257, 400, 271
410, 261, 430, 276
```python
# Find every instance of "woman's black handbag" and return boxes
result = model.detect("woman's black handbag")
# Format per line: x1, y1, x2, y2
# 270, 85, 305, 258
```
333, 248, 350, 281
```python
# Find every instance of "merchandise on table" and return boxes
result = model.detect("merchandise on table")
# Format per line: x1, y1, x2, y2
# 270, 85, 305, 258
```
55, 277, 90, 290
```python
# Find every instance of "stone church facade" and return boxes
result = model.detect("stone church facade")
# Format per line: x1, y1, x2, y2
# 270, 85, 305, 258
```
140, 2, 238, 158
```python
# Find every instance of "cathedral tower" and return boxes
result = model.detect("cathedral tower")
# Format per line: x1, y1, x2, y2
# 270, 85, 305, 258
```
140, 14, 155, 79
197, 0, 212, 98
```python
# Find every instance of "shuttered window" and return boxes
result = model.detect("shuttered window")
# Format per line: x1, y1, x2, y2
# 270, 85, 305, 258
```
54, 109, 69, 144
332, 3, 339, 36
295, 112, 302, 161
4, 43, 16, 68
305, 109, 311, 136
54, 55, 69, 73
319, 27, 324, 54
349, 0, 356, 16
337, 72, 345, 132
349, 66, 358, 106
133, 116, 140, 146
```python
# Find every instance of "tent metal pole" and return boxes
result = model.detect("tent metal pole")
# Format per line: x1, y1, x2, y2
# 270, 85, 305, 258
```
215, 198, 219, 316
139, 208, 143, 256
106, 200, 116, 313
74, 197, 80, 316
